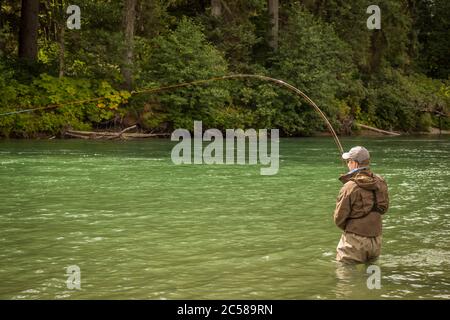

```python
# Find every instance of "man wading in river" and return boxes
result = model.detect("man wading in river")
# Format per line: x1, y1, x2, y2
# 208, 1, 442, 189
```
333, 146, 389, 264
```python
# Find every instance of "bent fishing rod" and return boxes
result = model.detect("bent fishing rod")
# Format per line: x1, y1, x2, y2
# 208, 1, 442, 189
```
0, 74, 344, 155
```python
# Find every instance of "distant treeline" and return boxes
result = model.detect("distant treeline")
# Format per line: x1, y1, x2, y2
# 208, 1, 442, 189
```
0, 0, 448, 138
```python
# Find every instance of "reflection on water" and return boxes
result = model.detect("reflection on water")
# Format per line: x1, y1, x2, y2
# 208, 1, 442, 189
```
0, 137, 449, 299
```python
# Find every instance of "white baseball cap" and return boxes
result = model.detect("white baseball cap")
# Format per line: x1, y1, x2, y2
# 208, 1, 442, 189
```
342, 146, 370, 163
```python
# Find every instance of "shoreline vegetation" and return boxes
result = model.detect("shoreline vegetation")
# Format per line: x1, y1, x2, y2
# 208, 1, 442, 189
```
1, 1, 449, 139
2, 126, 448, 141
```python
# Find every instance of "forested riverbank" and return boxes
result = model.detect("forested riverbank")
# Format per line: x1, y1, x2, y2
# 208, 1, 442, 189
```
0, 1, 449, 138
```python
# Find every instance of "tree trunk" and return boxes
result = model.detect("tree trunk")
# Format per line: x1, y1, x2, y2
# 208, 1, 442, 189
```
18, 0, 40, 61
58, 24, 65, 78
0, 0, 4, 53
122, 0, 136, 90
368, 30, 386, 73
268, 0, 279, 50
0, 0, 3, 28
438, 116, 442, 135
211, 0, 221, 17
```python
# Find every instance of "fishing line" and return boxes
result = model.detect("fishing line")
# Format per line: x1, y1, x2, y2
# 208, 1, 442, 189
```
0, 74, 344, 155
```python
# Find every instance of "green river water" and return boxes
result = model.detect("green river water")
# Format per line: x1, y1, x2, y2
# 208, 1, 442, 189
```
0, 137, 449, 299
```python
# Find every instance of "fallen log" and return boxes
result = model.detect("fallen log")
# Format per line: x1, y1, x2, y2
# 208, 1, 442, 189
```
65, 129, 126, 136
64, 126, 170, 139
64, 131, 91, 139
105, 125, 137, 140
355, 123, 401, 136
119, 132, 170, 138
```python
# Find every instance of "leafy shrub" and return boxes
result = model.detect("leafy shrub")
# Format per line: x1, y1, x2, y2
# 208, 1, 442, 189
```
270, 6, 358, 135
137, 17, 231, 130
0, 70, 130, 137
362, 68, 449, 132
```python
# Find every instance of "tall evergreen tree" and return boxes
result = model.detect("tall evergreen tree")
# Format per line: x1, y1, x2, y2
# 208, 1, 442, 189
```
18, 0, 39, 61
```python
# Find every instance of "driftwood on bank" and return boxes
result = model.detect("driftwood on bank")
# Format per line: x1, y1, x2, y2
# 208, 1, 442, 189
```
355, 123, 401, 136
105, 125, 137, 140
64, 131, 91, 139
64, 125, 170, 140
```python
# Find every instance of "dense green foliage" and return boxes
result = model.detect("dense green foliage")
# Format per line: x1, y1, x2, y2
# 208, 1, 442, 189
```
0, 0, 448, 137
0, 61, 130, 137
136, 17, 231, 130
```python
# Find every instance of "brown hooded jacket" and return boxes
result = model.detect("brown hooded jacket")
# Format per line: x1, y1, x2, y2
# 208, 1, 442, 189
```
333, 169, 389, 237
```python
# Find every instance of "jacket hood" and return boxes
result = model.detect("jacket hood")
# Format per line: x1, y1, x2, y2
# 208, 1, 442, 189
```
339, 168, 378, 190
351, 171, 378, 190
